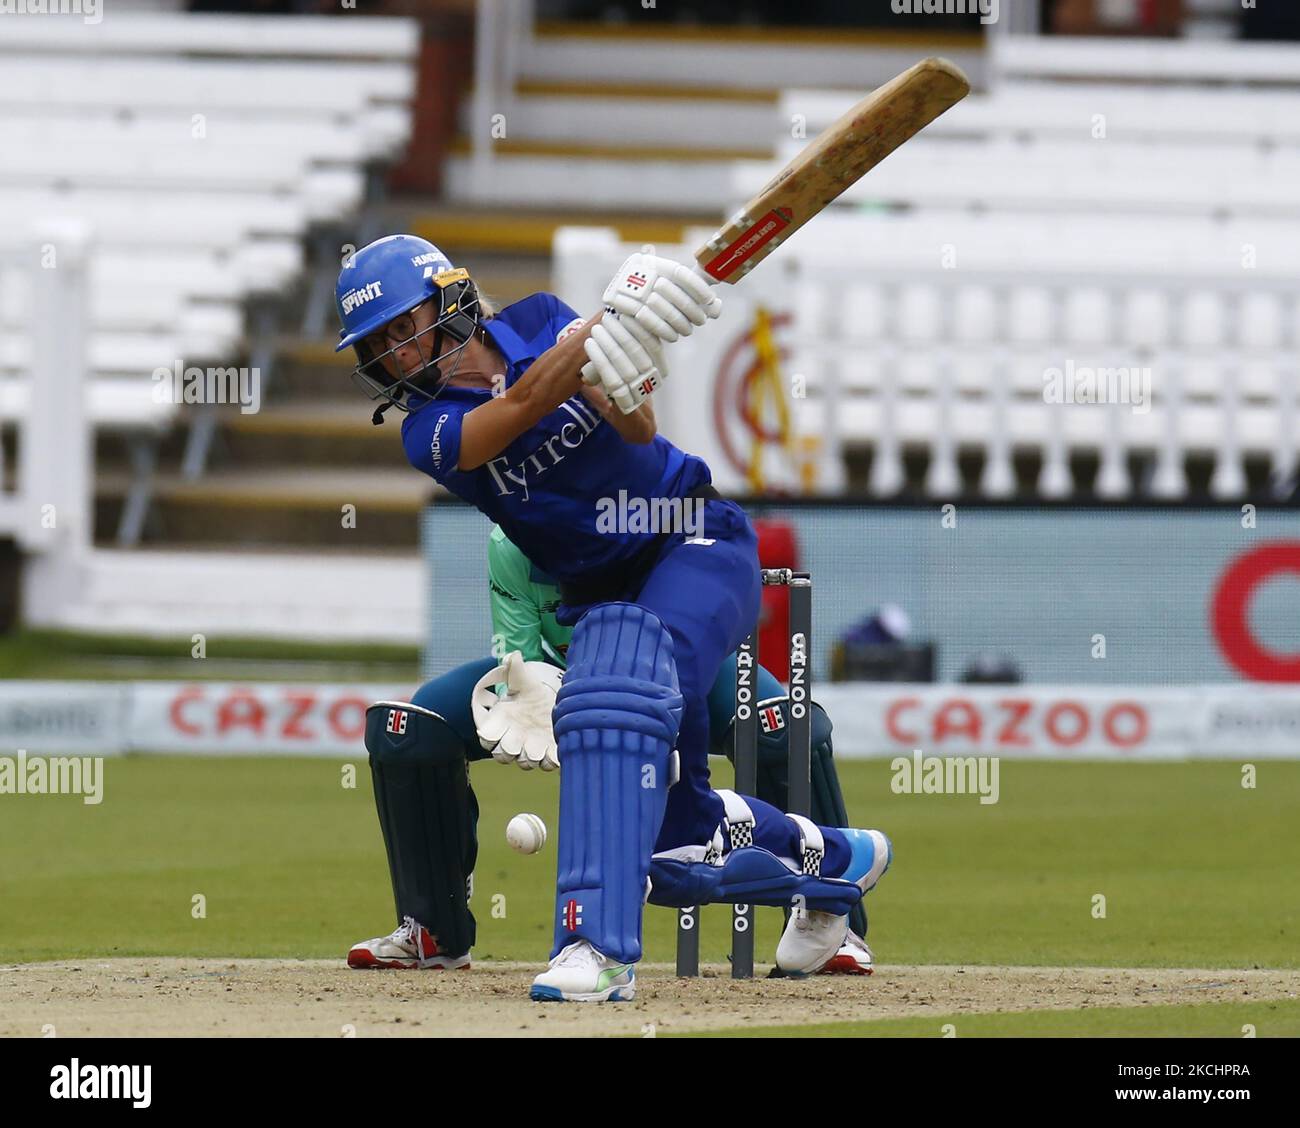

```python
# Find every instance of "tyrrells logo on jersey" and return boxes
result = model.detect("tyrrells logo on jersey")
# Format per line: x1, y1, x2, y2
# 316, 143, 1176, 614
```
484, 397, 603, 501
386, 709, 408, 735
340, 281, 383, 315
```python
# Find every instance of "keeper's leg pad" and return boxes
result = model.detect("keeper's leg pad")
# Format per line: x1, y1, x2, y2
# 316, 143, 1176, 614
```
365, 702, 477, 958
723, 693, 835, 821
551, 603, 683, 964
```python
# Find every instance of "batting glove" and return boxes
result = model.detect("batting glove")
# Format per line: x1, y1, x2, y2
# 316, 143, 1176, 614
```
601, 252, 722, 344
582, 311, 669, 415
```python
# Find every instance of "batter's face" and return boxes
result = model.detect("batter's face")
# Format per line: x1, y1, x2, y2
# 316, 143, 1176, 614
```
364, 299, 440, 380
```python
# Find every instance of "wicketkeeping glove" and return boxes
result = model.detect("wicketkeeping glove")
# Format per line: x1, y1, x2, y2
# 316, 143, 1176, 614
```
471, 651, 564, 771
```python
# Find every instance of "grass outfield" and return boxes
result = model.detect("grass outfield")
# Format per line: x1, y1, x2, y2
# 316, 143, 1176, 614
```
2, 756, 1296, 974
688, 998, 1300, 1038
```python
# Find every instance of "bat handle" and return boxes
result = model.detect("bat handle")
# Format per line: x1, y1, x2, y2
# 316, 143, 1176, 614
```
694, 264, 724, 318
692, 262, 720, 289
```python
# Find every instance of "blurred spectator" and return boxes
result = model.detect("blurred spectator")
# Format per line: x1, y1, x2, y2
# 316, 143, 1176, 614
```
830, 604, 936, 683
842, 603, 912, 647
960, 653, 1024, 685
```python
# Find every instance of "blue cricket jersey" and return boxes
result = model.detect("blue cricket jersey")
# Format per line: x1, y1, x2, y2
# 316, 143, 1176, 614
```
402, 293, 712, 582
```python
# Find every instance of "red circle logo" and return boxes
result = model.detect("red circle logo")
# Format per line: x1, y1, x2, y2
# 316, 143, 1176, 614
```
1210, 541, 1300, 682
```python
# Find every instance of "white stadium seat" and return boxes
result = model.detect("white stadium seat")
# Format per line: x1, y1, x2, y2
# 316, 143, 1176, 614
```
0, 59, 415, 116
0, 12, 419, 60
0, 13, 415, 407
0, 10, 419, 576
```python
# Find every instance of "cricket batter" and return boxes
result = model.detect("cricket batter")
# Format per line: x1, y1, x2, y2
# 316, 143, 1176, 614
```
349, 523, 874, 974
335, 235, 890, 1001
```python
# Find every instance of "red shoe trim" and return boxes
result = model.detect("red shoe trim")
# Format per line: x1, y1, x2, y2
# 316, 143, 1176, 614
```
817, 954, 874, 976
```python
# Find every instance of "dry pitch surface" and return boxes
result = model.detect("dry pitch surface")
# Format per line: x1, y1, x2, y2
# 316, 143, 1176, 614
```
3, 960, 1298, 1037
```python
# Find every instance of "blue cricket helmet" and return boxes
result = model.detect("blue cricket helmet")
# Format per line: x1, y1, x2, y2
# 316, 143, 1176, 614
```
335, 234, 482, 420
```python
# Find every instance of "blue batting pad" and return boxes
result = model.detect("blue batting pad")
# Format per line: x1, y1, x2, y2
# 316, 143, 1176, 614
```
550, 603, 683, 964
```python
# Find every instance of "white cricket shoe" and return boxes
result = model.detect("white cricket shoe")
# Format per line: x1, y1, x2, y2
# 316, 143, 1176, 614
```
529, 940, 635, 1002
347, 915, 471, 970
817, 928, 874, 976
775, 907, 851, 977
778, 827, 891, 976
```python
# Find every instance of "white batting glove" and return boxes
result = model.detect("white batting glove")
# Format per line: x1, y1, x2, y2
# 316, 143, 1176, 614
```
471, 651, 564, 772
582, 311, 669, 415
601, 252, 722, 344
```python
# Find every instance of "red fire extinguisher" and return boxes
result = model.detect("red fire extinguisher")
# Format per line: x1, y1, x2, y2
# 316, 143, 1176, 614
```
753, 518, 798, 684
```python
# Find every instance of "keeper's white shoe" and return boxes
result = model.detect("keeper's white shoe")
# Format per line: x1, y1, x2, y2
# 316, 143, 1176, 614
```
779, 827, 891, 976
529, 940, 635, 1002
347, 915, 470, 970
775, 907, 851, 976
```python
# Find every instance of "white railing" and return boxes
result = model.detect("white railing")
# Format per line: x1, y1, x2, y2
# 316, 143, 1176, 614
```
0, 224, 91, 620
469, 0, 534, 197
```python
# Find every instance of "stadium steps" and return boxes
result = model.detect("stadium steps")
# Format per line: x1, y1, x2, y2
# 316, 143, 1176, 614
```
447, 137, 771, 163
99, 466, 429, 510
91, 336, 446, 549
95, 465, 434, 550
446, 71, 777, 211
443, 147, 748, 212
205, 401, 411, 469
444, 23, 984, 212
408, 205, 714, 258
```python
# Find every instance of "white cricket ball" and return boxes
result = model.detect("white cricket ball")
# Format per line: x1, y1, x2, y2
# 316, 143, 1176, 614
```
506, 813, 547, 855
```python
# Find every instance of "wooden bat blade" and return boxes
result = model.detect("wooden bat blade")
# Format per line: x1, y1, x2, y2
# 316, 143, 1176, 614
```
697, 57, 970, 284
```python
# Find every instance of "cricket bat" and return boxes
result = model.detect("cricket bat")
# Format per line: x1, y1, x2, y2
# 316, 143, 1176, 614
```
697, 56, 971, 284
584, 58, 969, 401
